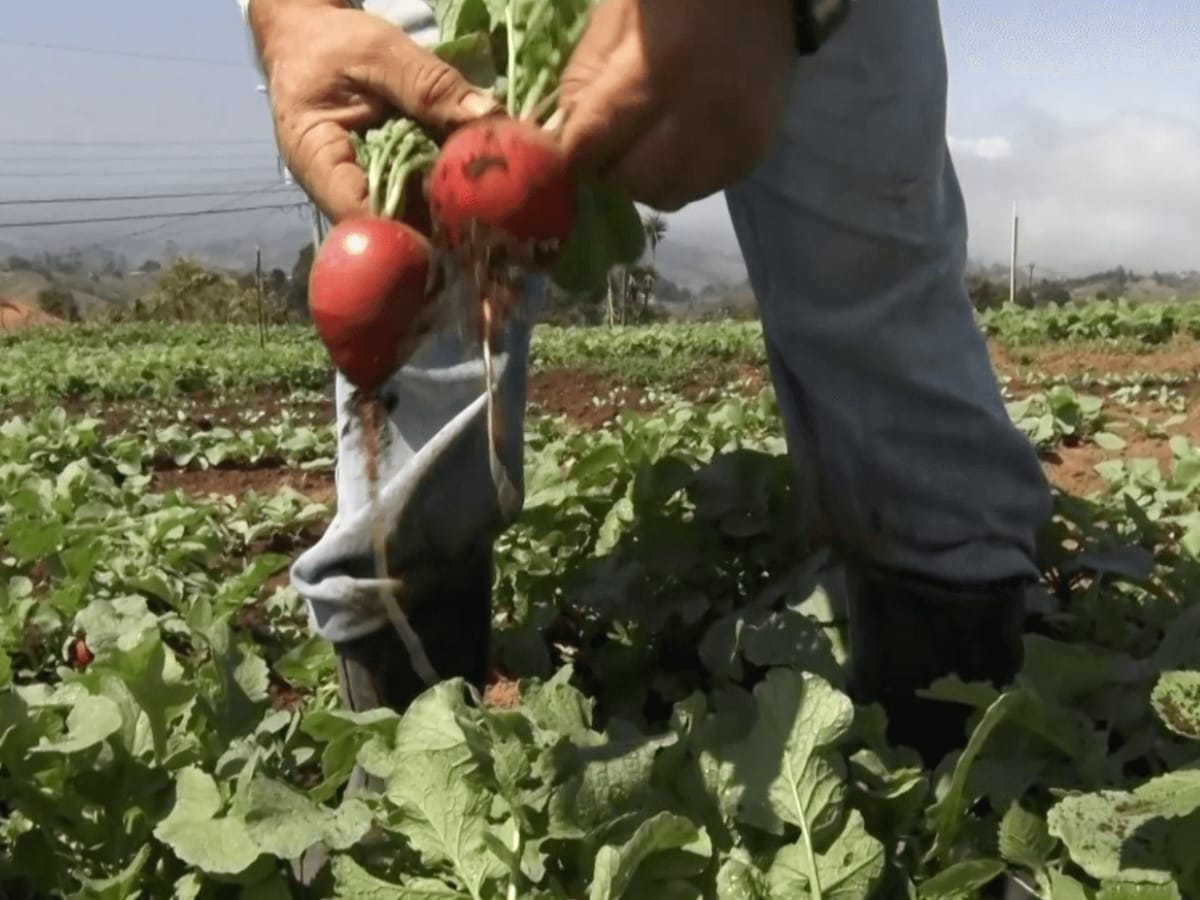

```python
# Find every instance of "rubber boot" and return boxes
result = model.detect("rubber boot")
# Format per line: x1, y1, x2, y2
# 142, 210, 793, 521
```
291, 543, 494, 887
333, 542, 494, 717
844, 562, 1027, 768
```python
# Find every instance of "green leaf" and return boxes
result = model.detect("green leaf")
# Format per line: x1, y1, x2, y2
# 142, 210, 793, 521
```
1041, 869, 1093, 900
916, 859, 1005, 899
588, 812, 702, 900
521, 666, 594, 740
382, 683, 507, 897
433, 32, 498, 86
766, 808, 886, 900
331, 854, 471, 899
716, 668, 854, 840
596, 187, 647, 265
104, 631, 194, 762
206, 620, 270, 741
1150, 671, 1200, 741
154, 767, 261, 876
1047, 767, 1200, 883
234, 776, 374, 860
551, 184, 611, 295
70, 845, 152, 900
431, 0, 492, 43
715, 851, 770, 900
927, 691, 1021, 859
30, 694, 122, 755
998, 801, 1057, 872
1096, 880, 1182, 900
548, 731, 677, 837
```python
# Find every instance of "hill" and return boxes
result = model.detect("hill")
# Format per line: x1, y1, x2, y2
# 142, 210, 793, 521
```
0, 299, 64, 333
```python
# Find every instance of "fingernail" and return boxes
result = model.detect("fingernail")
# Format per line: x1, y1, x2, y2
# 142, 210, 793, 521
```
462, 91, 500, 117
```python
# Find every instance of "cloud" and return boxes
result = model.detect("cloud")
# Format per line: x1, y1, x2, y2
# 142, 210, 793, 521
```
948, 135, 1013, 161
949, 108, 1200, 274
641, 107, 1200, 283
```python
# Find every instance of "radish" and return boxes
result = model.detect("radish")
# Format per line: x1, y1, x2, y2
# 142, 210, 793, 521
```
427, 116, 576, 257
308, 217, 440, 394
70, 636, 94, 669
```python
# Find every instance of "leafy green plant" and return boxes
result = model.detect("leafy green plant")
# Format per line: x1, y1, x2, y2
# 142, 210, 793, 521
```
6, 307, 1200, 897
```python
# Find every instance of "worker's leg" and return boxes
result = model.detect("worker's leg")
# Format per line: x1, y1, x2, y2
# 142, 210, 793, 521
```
250, 0, 532, 717
724, 0, 1052, 764
291, 271, 542, 712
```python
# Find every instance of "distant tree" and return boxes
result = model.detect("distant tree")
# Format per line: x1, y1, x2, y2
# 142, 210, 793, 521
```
7, 256, 33, 271
37, 285, 80, 321
1037, 280, 1071, 305
605, 213, 671, 326
141, 259, 162, 272
287, 243, 314, 321
129, 256, 294, 324
967, 276, 1004, 311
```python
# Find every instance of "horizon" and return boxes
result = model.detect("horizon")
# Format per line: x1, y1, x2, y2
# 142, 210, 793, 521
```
2, 1, 1198, 280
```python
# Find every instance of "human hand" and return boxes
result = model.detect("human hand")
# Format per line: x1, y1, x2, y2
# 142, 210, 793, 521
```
247, 0, 499, 222
557, 0, 797, 211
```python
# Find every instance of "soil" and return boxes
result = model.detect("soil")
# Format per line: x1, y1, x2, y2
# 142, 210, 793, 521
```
990, 338, 1200, 387
11, 338, 1200, 505
0, 300, 63, 334
3, 386, 332, 435
484, 672, 522, 710
526, 362, 765, 428
152, 465, 336, 504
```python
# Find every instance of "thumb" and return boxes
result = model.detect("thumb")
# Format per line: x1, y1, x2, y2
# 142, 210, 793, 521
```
355, 33, 500, 133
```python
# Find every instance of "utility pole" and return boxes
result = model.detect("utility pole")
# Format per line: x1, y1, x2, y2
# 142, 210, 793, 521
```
311, 205, 327, 248
255, 246, 266, 348
1009, 201, 1019, 306
257, 81, 323, 250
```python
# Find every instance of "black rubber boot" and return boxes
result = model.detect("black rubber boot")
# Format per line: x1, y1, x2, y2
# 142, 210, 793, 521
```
333, 542, 494, 716
291, 543, 494, 888
844, 562, 1027, 768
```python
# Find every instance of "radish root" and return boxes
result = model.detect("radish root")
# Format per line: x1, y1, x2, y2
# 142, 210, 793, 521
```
359, 396, 439, 686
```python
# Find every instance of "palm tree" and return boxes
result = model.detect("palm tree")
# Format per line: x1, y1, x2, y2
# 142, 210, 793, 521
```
633, 212, 668, 321
643, 212, 667, 267
604, 211, 670, 326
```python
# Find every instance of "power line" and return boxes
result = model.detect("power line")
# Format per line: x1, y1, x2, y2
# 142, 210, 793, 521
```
0, 187, 300, 207
3, 178, 299, 200
0, 38, 249, 68
0, 166, 284, 179
66, 184, 299, 251
0, 152, 277, 163
0, 203, 306, 230
0, 138, 275, 148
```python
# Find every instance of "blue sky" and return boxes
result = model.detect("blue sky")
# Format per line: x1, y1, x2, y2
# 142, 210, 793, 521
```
3, 1, 1198, 274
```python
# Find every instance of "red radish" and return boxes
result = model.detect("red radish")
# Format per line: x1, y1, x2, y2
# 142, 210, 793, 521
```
428, 117, 576, 253
308, 218, 439, 393
70, 637, 94, 669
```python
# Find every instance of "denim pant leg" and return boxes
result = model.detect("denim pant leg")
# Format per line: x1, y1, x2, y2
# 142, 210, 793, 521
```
291, 275, 542, 643
724, 0, 1051, 582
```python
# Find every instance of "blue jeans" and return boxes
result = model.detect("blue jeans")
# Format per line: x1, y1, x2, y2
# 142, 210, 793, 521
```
267, 0, 1052, 642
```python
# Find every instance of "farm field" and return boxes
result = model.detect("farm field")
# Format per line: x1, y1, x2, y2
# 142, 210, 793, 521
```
3, 299, 1200, 899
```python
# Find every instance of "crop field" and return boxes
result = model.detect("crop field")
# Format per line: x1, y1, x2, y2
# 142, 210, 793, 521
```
3, 298, 1200, 899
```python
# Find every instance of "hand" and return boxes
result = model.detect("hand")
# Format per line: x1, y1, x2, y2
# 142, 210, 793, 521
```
248, 0, 499, 222
557, 0, 797, 211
